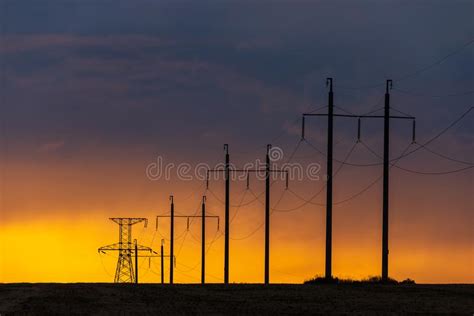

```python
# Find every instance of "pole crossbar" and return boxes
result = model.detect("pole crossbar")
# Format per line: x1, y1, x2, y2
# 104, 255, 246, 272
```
303, 113, 415, 120
156, 215, 220, 231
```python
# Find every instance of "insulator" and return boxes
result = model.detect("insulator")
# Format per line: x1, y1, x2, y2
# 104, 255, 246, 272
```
412, 120, 416, 143
357, 118, 361, 142
301, 116, 305, 140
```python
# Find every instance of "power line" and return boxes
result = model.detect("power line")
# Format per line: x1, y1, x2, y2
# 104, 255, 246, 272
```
394, 164, 473, 175
335, 97, 385, 116
362, 107, 384, 116
231, 104, 329, 157
176, 229, 222, 274
390, 106, 414, 118
207, 186, 263, 207
412, 106, 473, 148
363, 96, 386, 114
303, 138, 382, 167
229, 218, 263, 240
174, 189, 208, 259
394, 38, 474, 82
226, 139, 307, 240
98, 253, 115, 278
187, 225, 220, 246
178, 182, 206, 202
228, 188, 279, 240
299, 142, 414, 208
379, 106, 473, 164
286, 187, 324, 207
303, 106, 473, 167
230, 186, 290, 240
333, 141, 415, 205
229, 189, 249, 223
333, 175, 381, 205
282, 139, 304, 165
156, 221, 189, 242
393, 88, 474, 98
334, 105, 356, 116
273, 141, 358, 212
417, 142, 473, 165
176, 257, 224, 282
289, 141, 360, 207
360, 140, 474, 175
339, 38, 474, 90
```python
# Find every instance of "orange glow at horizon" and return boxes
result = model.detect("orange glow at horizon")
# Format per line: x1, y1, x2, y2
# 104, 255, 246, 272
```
1, 218, 472, 284
0, 149, 472, 284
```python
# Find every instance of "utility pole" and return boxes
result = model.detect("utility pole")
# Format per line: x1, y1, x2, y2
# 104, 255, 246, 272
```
156, 198, 219, 284
207, 145, 231, 283
325, 78, 334, 280
201, 196, 206, 284
134, 239, 139, 284
301, 78, 415, 282
256, 145, 288, 284
301, 78, 334, 280
224, 144, 230, 284
264, 145, 271, 284
382, 79, 392, 282
170, 195, 174, 284
161, 239, 165, 284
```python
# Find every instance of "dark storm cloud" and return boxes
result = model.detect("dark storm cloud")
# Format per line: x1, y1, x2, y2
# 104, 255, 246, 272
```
4, 1, 473, 85
1, 0, 473, 158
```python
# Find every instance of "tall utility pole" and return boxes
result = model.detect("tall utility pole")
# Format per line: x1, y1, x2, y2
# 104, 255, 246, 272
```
98, 218, 153, 283
170, 196, 175, 284
156, 198, 219, 284
301, 78, 334, 279
224, 144, 230, 284
325, 78, 334, 280
264, 144, 271, 284
302, 78, 415, 282
201, 196, 206, 284
248, 145, 287, 284
207, 144, 231, 283
382, 79, 392, 282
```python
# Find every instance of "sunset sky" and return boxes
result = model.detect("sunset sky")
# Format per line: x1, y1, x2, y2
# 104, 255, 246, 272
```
0, 1, 472, 284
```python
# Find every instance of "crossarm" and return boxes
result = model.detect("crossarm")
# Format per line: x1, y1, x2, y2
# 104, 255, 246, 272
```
98, 243, 153, 253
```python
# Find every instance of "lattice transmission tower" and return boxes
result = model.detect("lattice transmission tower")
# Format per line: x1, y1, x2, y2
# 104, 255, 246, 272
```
98, 218, 153, 283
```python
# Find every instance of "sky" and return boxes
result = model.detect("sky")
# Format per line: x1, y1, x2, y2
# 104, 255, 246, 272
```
0, 0, 473, 283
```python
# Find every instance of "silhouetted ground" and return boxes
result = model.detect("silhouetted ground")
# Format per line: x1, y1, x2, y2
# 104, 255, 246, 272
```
0, 283, 472, 314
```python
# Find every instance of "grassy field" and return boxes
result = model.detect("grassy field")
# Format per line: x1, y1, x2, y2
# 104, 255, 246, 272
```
0, 283, 472, 314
